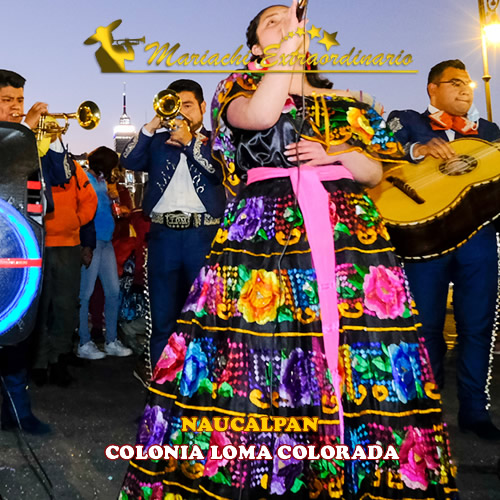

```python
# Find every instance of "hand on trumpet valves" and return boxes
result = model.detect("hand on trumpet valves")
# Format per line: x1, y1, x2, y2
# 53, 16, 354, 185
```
165, 117, 192, 147
24, 102, 48, 129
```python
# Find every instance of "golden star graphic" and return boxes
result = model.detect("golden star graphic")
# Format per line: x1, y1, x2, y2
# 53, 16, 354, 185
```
296, 27, 305, 37
288, 31, 296, 38
318, 30, 339, 51
307, 25, 321, 39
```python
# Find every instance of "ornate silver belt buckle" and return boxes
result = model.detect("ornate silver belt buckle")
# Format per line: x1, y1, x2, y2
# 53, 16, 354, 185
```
165, 213, 191, 228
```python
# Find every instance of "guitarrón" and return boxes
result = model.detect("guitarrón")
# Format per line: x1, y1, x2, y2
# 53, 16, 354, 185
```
368, 137, 500, 260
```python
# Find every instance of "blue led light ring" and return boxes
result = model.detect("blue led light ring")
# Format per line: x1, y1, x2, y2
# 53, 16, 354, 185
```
1, 215, 34, 318
0, 199, 42, 334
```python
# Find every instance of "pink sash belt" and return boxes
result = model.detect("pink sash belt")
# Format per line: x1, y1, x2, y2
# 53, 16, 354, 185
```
247, 165, 354, 442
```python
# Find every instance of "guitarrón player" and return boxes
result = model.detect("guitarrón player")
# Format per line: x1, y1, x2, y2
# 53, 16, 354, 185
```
387, 59, 500, 441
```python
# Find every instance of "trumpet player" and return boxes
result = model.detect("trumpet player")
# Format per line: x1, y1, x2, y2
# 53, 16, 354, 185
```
121, 79, 225, 383
0, 69, 74, 212
0, 68, 75, 434
0, 70, 98, 392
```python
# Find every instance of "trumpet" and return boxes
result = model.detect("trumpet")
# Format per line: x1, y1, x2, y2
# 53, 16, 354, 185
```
153, 89, 190, 132
114, 36, 146, 47
34, 100, 101, 141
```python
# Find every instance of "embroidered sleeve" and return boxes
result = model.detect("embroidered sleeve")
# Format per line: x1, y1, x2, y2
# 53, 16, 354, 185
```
211, 72, 260, 197
122, 134, 139, 159
387, 116, 403, 134
300, 93, 405, 163
192, 133, 216, 174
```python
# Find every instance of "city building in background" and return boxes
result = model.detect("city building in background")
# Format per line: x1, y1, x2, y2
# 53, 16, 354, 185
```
113, 83, 136, 155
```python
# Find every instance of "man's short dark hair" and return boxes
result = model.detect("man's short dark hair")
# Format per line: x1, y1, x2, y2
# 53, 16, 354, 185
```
0, 69, 26, 89
167, 79, 204, 105
428, 60, 467, 85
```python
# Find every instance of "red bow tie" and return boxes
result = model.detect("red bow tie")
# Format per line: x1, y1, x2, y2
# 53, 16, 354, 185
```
429, 110, 478, 135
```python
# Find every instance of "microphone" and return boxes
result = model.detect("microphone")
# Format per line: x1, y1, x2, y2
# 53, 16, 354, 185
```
296, 0, 307, 21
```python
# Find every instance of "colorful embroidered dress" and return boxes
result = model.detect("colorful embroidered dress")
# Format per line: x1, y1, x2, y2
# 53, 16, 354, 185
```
120, 72, 459, 500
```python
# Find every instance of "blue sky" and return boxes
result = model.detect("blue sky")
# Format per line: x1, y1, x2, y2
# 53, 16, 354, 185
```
1, 0, 498, 154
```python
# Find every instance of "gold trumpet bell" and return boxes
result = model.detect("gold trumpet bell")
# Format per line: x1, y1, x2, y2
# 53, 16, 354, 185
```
153, 89, 190, 132
153, 90, 181, 120
35, 100, 101, 147
75, 100, 101, 130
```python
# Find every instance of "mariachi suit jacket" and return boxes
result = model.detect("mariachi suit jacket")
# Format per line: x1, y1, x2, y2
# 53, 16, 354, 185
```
386, 109, 500, 161
121, 127, 225, 217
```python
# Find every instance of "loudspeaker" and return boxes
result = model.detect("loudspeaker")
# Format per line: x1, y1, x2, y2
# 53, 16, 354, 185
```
0, 122, 44, 346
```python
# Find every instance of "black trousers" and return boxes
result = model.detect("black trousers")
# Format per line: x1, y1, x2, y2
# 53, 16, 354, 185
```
0, 340, 32, 420
33, 245, 81, 369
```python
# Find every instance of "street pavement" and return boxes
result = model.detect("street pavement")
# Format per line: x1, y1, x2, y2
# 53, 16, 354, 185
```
1, 335, 499, 499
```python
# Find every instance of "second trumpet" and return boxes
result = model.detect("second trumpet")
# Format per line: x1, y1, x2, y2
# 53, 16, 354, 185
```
153, 89, 190, 132
35, 100, 101, 141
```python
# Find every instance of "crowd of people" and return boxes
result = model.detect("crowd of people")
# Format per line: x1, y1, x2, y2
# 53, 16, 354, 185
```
0, 69, 138, 436
1, 1, 500, 497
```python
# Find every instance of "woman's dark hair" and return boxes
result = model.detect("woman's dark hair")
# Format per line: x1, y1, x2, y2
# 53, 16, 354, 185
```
245, 5, 333, 90
87, 146, 119, 181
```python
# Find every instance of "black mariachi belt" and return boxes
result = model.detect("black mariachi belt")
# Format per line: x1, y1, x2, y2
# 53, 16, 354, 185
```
150, 211, 221, 229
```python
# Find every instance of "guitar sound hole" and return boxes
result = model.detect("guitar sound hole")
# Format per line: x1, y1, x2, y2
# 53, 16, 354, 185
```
439, 155, 477, 176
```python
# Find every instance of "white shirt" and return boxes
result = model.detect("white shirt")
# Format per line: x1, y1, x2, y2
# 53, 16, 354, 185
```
142, 126, 205, 215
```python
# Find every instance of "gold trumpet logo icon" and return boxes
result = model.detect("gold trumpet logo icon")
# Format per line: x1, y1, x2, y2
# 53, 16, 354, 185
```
84, 20, 145, 73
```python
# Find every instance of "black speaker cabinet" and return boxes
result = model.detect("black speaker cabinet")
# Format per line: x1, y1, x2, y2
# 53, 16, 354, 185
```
0, 122, 44, 346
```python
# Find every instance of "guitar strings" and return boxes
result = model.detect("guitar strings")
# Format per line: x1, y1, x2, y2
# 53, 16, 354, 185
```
387, 141, 500, 191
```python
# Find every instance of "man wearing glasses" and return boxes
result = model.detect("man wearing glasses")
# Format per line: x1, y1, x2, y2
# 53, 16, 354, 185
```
387, 59, 500, 441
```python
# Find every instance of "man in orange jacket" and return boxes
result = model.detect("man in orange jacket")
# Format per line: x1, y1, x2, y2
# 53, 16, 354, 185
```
32, 158, 98, 386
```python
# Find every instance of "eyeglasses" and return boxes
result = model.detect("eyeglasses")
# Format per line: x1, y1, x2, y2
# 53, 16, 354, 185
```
436, 79, 476, 90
